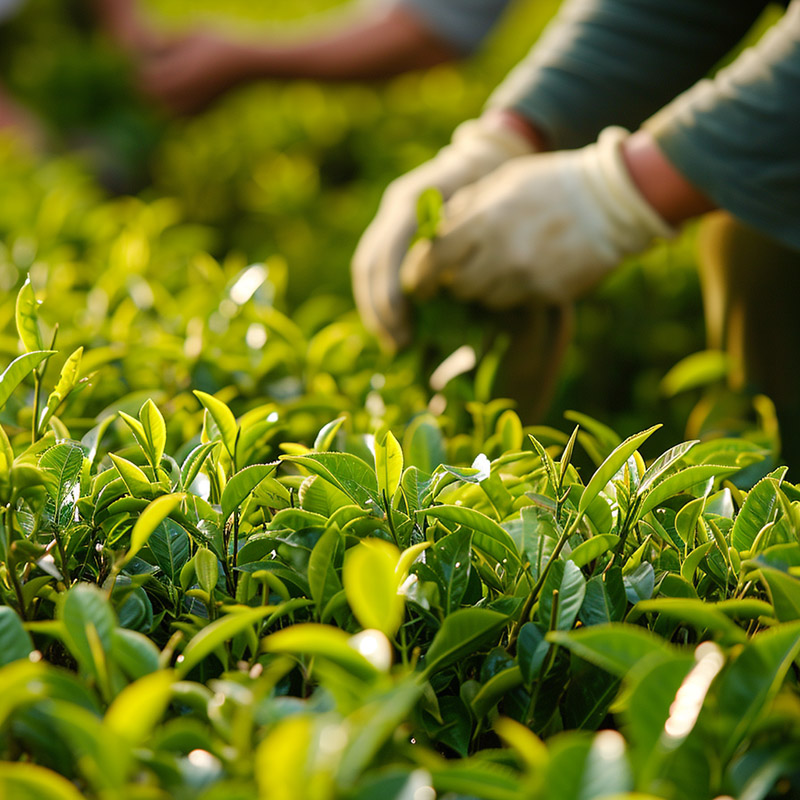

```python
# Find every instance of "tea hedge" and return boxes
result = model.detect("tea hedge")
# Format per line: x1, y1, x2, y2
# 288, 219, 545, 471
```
0, 278, 799, 799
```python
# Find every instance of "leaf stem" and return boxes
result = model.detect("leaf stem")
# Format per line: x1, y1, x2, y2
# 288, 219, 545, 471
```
53, 526, 71, 587
508, 520, 574, 651
31, 369, 41, 444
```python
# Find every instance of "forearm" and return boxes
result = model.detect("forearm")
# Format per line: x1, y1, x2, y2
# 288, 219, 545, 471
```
240, 5, 459, 82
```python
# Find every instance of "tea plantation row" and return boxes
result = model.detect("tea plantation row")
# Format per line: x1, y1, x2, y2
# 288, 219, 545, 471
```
0, 277, 799, 799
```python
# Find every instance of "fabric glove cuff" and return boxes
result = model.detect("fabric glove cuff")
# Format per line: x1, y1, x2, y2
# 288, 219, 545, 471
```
583, 126, 676, 255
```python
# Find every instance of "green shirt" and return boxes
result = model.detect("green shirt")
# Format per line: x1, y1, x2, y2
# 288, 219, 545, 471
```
485, 0, 800, 250
398, 0, 515, 53
397, 0, 799, 248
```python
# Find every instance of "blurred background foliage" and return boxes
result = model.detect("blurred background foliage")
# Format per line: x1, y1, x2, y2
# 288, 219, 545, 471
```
0, 0, 755, 459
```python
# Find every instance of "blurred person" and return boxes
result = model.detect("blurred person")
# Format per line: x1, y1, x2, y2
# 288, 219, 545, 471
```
353, 0, 800, 460
133, 0, 518, 114
0, 0, 43, 147
0, 0, 155, 148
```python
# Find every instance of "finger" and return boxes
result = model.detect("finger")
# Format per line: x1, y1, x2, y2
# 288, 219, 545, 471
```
400, 203, 481, 299
352, 219, 414, 351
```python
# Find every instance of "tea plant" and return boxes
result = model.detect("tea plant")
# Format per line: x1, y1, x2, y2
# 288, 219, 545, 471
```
1, 282, 799, 799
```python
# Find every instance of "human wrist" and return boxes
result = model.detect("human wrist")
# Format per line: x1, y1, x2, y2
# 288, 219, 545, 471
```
621, 129, 715, 227
482, 108, 549, 152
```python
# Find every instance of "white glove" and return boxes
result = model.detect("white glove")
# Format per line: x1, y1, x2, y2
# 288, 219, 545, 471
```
352, 116, 535, 349
401, 127, 676, 309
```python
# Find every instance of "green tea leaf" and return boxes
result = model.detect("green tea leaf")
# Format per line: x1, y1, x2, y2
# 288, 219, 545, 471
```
375, 429, 403, 502
0, 606, 33, 666
194, 390, 238, 459
758, 567, 800, 621
314, 415, 346, 451
149, 519, 191, 583
180, 441, 220, 490
194, 548, 219, 595
15, 276, 44, 353
637, 464, 732, 518
308, 526, 343, 617
540, 560, 586, 631
638, 440, 699, 493
716, 621, 800, 760
263, 623, 379, 682
108, 453, 151, 498
178, 606, 275, 677
568, 534, 620, 568
0, 762, 85, 800
403, 415, 445, 474
579, 567, 627, 626
139, 398, 167, 470
634, 598, 747, 644
124, 493, 185, 566
732, 477, 781, 553
517, 622, 550, 685
60, 584, 115, 679
417, 505, 520, 572
39, 443, 84, 526
579, 426, 660, 517
110, 628, 160, 679
422, 608, 509, 678
681, 542, 715, 584
282, 452, 381, 508
104, 670, 174, 745
0, 351, 55, 411
40, 347, 83, 428
337, 680, 424, 788
344, 538, 404, 636
221, 462, 279, 522
548, 623, 674, 677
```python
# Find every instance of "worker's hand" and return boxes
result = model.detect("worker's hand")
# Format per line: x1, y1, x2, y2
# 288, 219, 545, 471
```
138, 32, 251, 115
352, 115, 535, 350
401, 127, 675, 308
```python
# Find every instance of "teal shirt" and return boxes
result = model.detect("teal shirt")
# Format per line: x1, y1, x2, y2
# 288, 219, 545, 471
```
398, 0, 514, 53
485, 0, 800, 250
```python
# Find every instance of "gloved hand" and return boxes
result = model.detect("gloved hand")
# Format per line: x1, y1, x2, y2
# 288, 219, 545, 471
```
401, 127, 675, 309
352, 115, 535, 349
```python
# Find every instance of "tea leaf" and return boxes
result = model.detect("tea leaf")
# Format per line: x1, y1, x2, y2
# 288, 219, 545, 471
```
220, 462, 279, 522
579, 426, 660, 517
194, 390, 238, 459
139, 399, 167, 469
0, 606, 33, 666
417, 506, 520, 572
0, 762, 86, 800
375, 429, 403, 502
344, 539, 404, 636
637, 464, 732, 518
716, 621, 800, 760
104, 670, 174, 745
568, 534, 620, 568
263, 623, 380, 682
15, 277, 44, 353
548, 623, 674, 677
0, 351, 55, 411
178, 606, 276, 677
422, 608, 508, 678
124, 493, 185, 565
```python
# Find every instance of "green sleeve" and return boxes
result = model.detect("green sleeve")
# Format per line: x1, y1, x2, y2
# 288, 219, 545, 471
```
487, 0, 770, 149
396, 0, 515, 54
648, 3, 800, 251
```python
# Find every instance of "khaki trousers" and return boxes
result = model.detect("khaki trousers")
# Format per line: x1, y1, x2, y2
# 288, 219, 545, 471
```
698, 211, 800, 464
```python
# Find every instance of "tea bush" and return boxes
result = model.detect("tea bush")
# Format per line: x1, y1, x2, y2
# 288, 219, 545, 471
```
0, 279, 798, 800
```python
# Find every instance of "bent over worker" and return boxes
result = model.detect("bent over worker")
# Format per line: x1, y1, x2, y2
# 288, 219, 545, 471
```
353, 0, 800, 461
